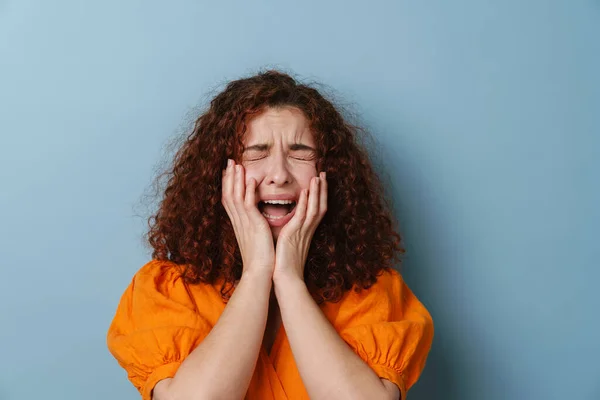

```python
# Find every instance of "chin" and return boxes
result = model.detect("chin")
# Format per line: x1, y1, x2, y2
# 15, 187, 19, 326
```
271, 227, 281, 241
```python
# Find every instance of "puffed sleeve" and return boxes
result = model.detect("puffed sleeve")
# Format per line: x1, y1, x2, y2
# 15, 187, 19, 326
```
338, 269, 434, 399
107, 260, 214, 400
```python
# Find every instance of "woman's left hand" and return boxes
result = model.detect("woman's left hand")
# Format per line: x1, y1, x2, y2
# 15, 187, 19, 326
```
273, 172, 328, 284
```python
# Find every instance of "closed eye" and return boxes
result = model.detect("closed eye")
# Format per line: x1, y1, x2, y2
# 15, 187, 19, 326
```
290, 151, 316, 161
244, 155, 314, 162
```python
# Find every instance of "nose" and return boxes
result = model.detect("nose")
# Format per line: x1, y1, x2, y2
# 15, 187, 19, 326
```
264, 151, 293, 186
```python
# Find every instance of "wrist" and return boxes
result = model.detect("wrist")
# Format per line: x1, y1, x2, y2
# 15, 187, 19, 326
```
273, 272, 305, 294
240, 268, 273, 286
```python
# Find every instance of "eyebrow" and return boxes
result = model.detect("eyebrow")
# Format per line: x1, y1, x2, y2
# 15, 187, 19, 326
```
243, 143, 316, 152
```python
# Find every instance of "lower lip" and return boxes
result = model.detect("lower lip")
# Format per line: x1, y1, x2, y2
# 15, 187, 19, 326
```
262, 206, 297, 227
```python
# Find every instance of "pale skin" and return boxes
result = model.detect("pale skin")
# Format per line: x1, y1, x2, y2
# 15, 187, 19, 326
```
152, 107, 400, 400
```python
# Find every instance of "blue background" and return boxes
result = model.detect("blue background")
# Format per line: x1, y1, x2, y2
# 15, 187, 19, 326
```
1, 1, 598, 399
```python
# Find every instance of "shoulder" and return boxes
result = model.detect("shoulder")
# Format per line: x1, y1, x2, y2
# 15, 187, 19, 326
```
107, 260, 218, 398
333, 269, 434, 396
366, 267, 404, 296
124, 260, 192, 309
107, 260, 223, 354
129, 259, 224, 306
110, 260, 225, 334
133, 258, 185, 285
343, 268, 405, 309
323, 268, 430, 328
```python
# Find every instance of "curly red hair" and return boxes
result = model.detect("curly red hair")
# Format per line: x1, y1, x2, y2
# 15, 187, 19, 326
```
147, 70, 405, 303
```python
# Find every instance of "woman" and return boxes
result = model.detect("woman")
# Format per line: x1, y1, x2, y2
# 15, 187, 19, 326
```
107, 70, 433, 400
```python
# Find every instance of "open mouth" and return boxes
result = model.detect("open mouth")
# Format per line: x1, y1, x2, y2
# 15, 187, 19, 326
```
258, 200, 297, 220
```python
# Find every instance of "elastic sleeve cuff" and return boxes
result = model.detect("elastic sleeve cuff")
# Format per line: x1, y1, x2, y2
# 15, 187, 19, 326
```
141, 361, 182, 400
368, 363, 407, 400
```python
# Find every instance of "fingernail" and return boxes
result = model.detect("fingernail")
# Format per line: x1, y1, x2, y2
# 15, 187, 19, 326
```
227, 159, 233, 167
320, 171, 325, 179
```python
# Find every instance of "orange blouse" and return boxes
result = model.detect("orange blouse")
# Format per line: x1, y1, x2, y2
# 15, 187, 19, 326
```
107, 260, 433, 399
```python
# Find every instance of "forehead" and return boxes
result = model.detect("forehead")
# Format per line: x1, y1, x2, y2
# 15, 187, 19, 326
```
244, 107, 315, 145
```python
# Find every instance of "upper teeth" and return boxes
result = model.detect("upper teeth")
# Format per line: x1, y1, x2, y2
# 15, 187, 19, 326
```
263, 200, 294, 204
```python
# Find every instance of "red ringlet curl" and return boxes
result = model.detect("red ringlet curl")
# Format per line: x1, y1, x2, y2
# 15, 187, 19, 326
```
146, 70, 405, 304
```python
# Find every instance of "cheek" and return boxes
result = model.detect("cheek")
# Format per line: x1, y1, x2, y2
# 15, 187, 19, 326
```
298, 170, 318, 189
243, 168, 262, 186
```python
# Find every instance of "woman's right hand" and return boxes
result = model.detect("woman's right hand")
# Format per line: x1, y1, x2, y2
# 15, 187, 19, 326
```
221, 159, 275, 276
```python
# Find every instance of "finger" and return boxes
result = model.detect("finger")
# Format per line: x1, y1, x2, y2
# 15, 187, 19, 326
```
233, 164, 245, 206
281, 188, 307, 235
244, 177, 257, 211
222, 159, 234, 211
319, 171, 328, 216
221, 169, 228, 209
292, 188, 309, 227
306, 176, 320, 223
222, 160, 241, 236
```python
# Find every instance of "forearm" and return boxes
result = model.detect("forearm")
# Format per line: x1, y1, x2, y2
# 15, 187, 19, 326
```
157, 270, 272, 400
274, 276, 390, 400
